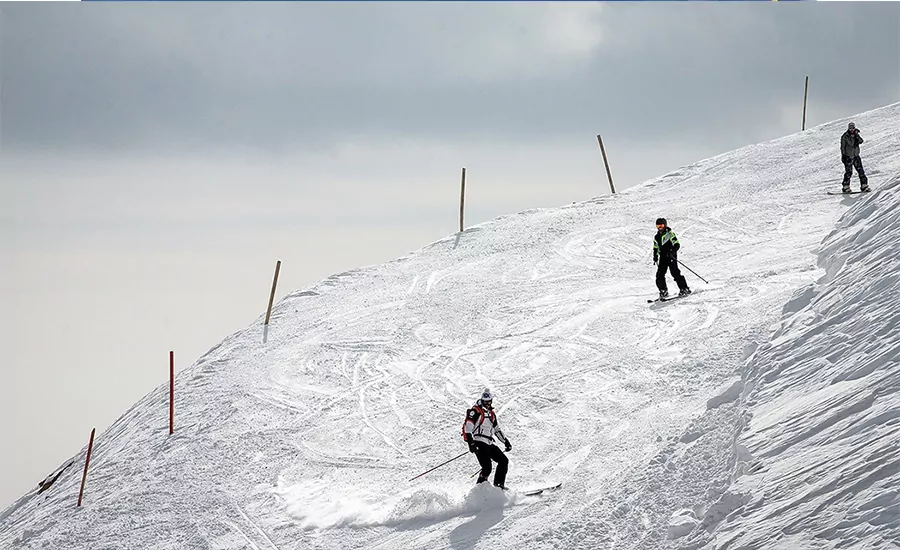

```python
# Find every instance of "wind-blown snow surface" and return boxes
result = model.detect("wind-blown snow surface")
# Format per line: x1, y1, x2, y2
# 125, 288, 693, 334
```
2, 103, 898, 550
678, 172, 900, 550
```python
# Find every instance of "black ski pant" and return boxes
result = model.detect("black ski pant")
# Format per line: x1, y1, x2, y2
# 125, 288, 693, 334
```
842, 156, 868, 188
656, 259, 688, 293
473, 442, 508, 487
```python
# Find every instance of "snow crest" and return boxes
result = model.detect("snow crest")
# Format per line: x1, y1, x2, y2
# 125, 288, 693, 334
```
687, 172, 900, 549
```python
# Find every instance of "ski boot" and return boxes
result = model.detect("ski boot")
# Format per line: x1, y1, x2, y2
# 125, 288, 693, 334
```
679, 287, 692, 296
842, 186, 852, 194
659, 289, 669, 300
861, 185, 871, 192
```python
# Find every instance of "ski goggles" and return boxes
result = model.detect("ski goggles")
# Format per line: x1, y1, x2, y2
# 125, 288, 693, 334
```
656, 224, 666, 229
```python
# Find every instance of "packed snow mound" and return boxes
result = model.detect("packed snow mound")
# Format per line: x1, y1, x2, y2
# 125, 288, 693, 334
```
1, 103, 899, 550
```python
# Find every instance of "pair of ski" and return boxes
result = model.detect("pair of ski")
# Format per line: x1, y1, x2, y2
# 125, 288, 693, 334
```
520, 482, 562, 496
647, 292, 692, 304
826, 190, 870, 195
475, 478, 562, 496
499, 482, 562, 497
468, 468, 562, 496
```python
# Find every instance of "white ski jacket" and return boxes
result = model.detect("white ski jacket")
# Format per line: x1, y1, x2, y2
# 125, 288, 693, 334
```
463, 401, 509, 446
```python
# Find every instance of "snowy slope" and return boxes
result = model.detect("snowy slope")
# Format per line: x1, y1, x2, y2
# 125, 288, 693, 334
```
2, 103, 898, 550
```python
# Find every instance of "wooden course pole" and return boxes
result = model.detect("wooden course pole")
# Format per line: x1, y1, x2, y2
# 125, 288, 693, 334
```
169, 351, 174, 435
265, 260, 281, 326
76, 428, 95, 507
802, 75, 809, 131
596, 135, 616, 194
459, 167, 466, 232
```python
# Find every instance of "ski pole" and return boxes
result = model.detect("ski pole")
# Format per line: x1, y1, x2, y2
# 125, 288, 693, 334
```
408, 452, 468, 482
677, 260, 709, 284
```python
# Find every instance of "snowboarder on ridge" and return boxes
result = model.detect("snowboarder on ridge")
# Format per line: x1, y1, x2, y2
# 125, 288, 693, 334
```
462, 389, 512, 490
653, 218, 691, 300
841, 122, 869, 193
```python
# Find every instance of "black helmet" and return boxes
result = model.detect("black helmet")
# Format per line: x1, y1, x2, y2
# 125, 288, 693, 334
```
655, 218, 667, 227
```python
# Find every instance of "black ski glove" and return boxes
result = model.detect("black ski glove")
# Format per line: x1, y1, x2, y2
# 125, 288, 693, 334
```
464, 434, 477, 453
504, 440, 512, 452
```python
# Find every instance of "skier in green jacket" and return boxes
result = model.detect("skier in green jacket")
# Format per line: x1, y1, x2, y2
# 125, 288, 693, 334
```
653, 218, 691, 300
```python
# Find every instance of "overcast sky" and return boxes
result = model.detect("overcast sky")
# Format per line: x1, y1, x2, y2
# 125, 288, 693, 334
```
1, 2, 898, 509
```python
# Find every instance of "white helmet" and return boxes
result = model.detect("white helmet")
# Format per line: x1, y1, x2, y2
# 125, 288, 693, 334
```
480, 389, 493, 408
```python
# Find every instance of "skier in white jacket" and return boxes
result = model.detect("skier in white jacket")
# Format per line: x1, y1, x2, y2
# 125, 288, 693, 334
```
461, 389, 512, 489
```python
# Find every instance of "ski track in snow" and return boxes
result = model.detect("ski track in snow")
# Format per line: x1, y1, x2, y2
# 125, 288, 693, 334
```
2, 104, 899, 550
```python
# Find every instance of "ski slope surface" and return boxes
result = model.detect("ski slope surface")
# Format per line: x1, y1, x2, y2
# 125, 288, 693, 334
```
2, 103, 899, 550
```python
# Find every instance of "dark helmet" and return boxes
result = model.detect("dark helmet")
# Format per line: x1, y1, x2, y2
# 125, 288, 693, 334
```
656, 218, 667, 227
